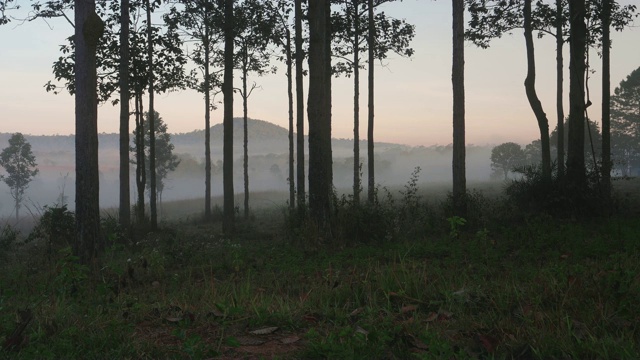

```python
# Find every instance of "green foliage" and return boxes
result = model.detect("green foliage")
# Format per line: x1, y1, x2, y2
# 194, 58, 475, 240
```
446, 216, 466, 239
611, 66, 640, 176
0, 132, 38, 219
0, 223, 18, 259
490, 142, 525, 180
27, 204, 76, 251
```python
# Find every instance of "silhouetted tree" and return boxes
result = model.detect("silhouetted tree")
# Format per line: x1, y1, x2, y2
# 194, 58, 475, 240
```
295, 0, 306, 210
611, 67, 640, 176
452, 0, 466, 215
119, 0, 131, 229
223, 0, 235, 234
307, 0, 332, 227
601, 0, 611, 196
491, 142, 525, 180
567, 0, 587, 187
74, 0, 103, 263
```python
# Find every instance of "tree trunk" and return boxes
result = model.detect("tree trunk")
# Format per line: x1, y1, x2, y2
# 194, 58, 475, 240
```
352, 0, 360, 206
452, 0, 466, 216
567, 0, 587, 187
367, 0, 375, 203
523, 0, 551, 181
145, 0, 157, 230
601, 0, 611, 197
295, 0, 305, 210
135, 91, 146, 223
287, 29, 295, 210
223, 0, 235, 234
555, 0, 565, 178
119, 0, 130, 230
242, 47, 250, 220
204, 34, 212, 221
307, 0, 333, 227
74, 0, 103, 263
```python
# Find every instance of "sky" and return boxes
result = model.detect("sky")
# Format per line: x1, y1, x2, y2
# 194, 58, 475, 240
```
0, 0, 638, 147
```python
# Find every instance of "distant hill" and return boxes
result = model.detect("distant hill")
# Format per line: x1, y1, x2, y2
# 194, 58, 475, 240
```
0, 117, 410, 160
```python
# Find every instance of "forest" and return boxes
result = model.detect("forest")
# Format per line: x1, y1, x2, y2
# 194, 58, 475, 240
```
1, 0, 639, 358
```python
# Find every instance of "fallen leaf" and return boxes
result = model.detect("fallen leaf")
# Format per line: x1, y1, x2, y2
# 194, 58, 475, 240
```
279, 336, 300, 344
249, 326, 278, 335
349, 308, 363, 317
401, 305, 418, 314
355, 326, 369, 336
165, 316, 183, 323
425, 312, 439, 322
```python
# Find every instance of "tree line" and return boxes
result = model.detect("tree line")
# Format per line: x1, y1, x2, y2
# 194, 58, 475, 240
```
1, 0, 637, 264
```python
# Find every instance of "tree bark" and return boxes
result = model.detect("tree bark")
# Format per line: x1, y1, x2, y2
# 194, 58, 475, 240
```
367, 0, 375, 203
601, 0, 611, 196
286, 28, 295, 210
307, 0, 333, 226
204, 33, 212, 221
452, 0, 466, 216
352, 0, 360, 206
523, 0, 551, 181
567, 0, 587, 187
119, 0, 130, 230
242, 46, 250, 220
74, 0, 103, 263
223, 0, 235, 234
295, 0, 306, 210
555, 0, 565, 178
135, 91, 146, 223
145, 0, 157, 230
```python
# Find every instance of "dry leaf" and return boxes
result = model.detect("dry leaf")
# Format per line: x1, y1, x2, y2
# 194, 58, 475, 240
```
165, 316, 183, 323
355, 326, 369, 336
401, 305, 418, 314
279, 336, 301, 344
349, 308, 363, 317
477, 334, 499, 353
249, 326, 278, 335
425, 312, 439, 322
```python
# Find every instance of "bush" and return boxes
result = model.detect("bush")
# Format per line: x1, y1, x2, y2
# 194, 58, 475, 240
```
27, 204, 75, 252
0, 224, 19, 259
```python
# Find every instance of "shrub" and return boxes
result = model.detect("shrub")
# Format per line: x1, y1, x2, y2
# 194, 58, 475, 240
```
27, 204, 75, 253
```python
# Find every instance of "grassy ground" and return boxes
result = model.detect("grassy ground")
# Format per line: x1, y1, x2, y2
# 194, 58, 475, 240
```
1, 180, 640, 359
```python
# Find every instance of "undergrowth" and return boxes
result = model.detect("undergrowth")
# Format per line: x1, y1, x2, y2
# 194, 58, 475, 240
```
1, 175, 639, 359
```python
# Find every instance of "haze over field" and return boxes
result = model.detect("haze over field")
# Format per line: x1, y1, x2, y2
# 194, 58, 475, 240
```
0, 119, 494, 218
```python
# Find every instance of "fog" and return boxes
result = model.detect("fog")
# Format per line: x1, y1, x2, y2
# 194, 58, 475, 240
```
0, 120, 496, 221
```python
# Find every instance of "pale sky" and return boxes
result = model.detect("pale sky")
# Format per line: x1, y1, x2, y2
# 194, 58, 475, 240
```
0, 0, 638, 147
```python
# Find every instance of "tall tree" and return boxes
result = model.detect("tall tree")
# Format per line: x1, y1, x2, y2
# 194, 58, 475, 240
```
366, 0, 374, 203
307, 0, 332, 226
523, 0, 551, 180
295, 0, 306, 210
222, 0, 235, 234
74, 0, 103, 263
235, 0, 277, 219
555, 0, 565, 178
165, 0, 223, 221
601, 0, 611, 196
0, 133, 38, 222
144, 0, 158, 230
452, 0, 466, 215
119, 0, 130, 229
331, 0, 414, 205
566, 0, 587, 187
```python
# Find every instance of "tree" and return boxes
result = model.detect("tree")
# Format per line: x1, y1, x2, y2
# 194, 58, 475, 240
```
307, 0, 333, 226
0, 0, 17, 25
331, 0, 415, 205
131, 111, 180, 218
567, 0, 587, 187
611, 67, 640, 176
0, 133, 38, 222
144, 0, 158, 231
366, 0, 374, 203
44, 0, 187, 225
119, 0, 131, 229
601, 0, 611, 195
491, 142, 525, 180
295, 0, 306, 210
164, 0, 223, 221
74, 0, 103, 263
222, 0, 235, 234
452, 0, 466, 215
465, 0, 637, 179
235, 0, 278, 219
549, 117, 602, 164
523, 0, 551, 180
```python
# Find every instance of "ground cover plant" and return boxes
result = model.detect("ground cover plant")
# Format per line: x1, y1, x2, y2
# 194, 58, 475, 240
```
1, 179, 640, 359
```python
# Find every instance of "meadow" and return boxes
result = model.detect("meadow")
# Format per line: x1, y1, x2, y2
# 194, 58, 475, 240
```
1, 178, 639, 359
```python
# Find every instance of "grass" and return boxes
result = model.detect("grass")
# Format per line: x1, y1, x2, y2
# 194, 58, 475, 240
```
1, 180, 640, 359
